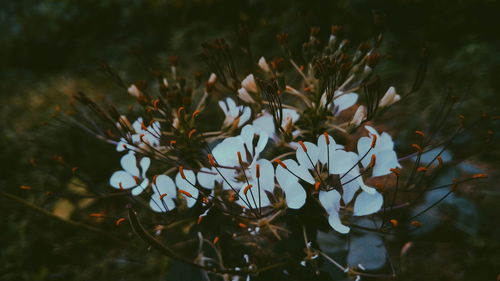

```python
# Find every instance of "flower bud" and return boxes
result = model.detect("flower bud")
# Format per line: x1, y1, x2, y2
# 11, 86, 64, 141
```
379, 86, 401, 107
237, 87, 256, 104
350, 106, 366, 126
258, 57, 271, 72
127, 84, 143, 99
241, 74, 258, 93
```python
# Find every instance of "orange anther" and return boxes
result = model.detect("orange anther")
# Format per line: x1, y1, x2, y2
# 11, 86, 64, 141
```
89, 213, 105, 218
191, 110, 202, 119
304, 87, 311, 92
410, 221, 422, 227
415, 130, 425, 137
390, 168, 400, 175
417, 167, 427, 172
139, 133, 145, 142
472, 174, 488, 179
314, 182, 321, 191
370, 134, 378, 148
119, 182, 124, 190
369, 154, 377, 168
273, 159, 287, 169
159, 193, 168, 200
323, 132, 330, 145
298, 141, 307, 152
208, 154, 217, 167
140, 122, 147, 131
256, 164, 260, 178
153, 99, 161, 109
243, 184, 253, 195
437, 156, 443, 168
179, 189, 192, 198
19, 185, 31, 190
170, 140, 177, 145
197, 216, 204, 224
213, 236, 220, 244
179, 166, 186, 179
153, 175, 158, 185
115, 218, 126, 226
133, 176, 140, 185
71, 167, 78, 174
177, 106, 185, 117
237, 151, 243, 164
188, 129, 197, 139
390, 219, 398, 227
411, 144, 423, 153
239, 223, 248, 228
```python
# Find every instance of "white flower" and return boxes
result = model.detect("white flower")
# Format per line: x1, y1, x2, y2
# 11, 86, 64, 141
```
150, 175, 176, 212
109, 151, 150, 196
258, 57, 271, 72
357, 126, 401, 177
241, 74, 258, 93
200, 125, 274, 210
378, 86, 400, 107
218, 97, 251, 128
116, 117, 161, 151
276, 133, 383, 233
252, 108, 300, 140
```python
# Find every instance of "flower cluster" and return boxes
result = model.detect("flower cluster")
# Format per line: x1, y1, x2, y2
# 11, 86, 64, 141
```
68, 27, 492, 280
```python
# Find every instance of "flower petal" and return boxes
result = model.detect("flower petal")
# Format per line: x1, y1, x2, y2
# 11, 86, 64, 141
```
121, 151, 140, 176
175, 170, 199, 208
353, 191, 383, 216
319, 189, 342, 213
329, 150, 357, 175
327, 209, 350, 234
110, 171, 135, 190
296, 141, 319, 170
333, 93, 358, 115
197, 168, 219, 189
282, 182, 306, 209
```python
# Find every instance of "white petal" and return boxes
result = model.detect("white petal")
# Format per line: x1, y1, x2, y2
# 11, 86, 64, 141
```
372, 150, 399, 177
150, 195, 175, 212
121, 151, 140, 176
282, 182, 306, 209
238, 106, 252, 127
357, 136, 374, 168
327, 209, 350, 234
250, 159, 275, 192
276, 159, 314, 184
212, 137, 245, 166
333, 93, 358, 115
153, 175, 177, 196
252, 113, 275, 136
238, 185, 270, 209
255, 131, 269, 156
140, 157, 150, 178
317, 133, 337, 165
132, 117, 143, 133
240, 124, 255, 154
353, 191, 383, 216
341, 174, 360, 204
109, 171, 135, 189
175, 170, 199, 208
329, 150, 356, 175
319, 189, 342, 213
226, 98, 238, 116
197, 168, 219, 189
296, 141, 319, 170
132, 178, 149, 196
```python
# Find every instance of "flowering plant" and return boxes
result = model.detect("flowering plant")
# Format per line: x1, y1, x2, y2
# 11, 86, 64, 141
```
66, 27, 493, 280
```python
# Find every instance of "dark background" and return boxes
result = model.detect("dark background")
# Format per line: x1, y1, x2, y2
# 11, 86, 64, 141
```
1, 0, 499, 280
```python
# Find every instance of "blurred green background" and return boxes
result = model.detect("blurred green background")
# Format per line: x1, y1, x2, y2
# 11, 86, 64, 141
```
1, 0, 499, 280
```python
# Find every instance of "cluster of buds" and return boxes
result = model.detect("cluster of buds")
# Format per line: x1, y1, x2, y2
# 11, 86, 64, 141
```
65, 27, 494, 280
